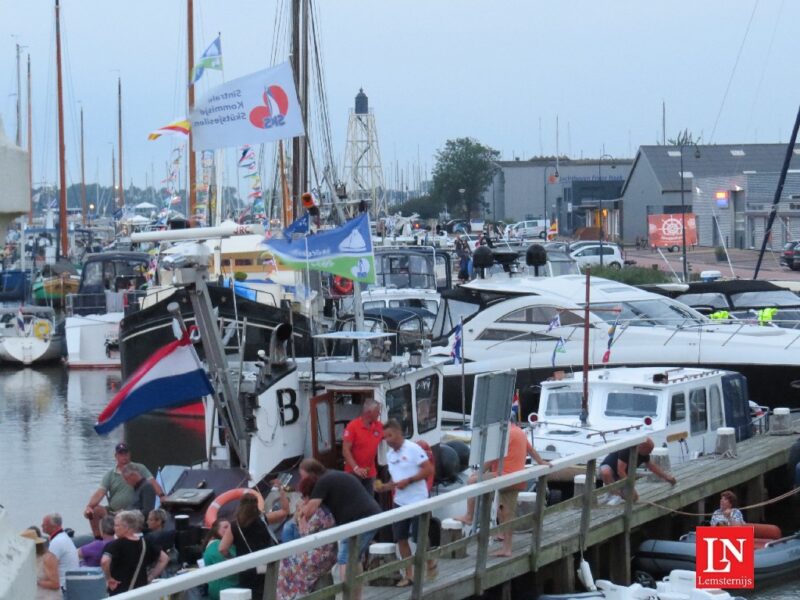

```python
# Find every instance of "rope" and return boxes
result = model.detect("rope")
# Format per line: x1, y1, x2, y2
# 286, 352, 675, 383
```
640, 485, 800, 517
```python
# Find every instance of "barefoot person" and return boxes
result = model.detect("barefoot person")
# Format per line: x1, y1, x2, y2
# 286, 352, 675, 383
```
455, 421, 550, 557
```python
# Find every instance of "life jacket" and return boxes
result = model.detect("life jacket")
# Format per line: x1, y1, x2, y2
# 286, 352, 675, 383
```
709, 310, 730, 320
757, 307, 778, 326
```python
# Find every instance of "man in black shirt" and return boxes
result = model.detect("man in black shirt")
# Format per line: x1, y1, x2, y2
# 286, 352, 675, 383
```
300, 458, 381, 597
598, 438, 676, 504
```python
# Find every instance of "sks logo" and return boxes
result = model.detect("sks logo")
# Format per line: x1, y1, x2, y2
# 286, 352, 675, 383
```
249, 85, 289, 129
695, 526, 754, 589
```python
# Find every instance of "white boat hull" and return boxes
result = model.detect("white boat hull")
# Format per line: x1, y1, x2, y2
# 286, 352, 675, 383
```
65, 312, 123, 368
0, 334, 65, 365
0, 508, 36, 599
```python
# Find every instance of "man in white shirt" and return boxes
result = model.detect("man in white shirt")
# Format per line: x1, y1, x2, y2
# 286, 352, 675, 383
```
382, 419, 435, 587
41, 513, 80, 591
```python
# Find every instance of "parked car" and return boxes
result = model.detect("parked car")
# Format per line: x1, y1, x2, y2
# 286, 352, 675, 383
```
570, 244, 624, 269
509, 219, 548, 239
784, 240, 800, 269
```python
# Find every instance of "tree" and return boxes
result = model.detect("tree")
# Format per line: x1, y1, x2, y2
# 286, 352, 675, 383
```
431, 138, 500, 218
666, 129, 700, 146
393, 195, 440, 220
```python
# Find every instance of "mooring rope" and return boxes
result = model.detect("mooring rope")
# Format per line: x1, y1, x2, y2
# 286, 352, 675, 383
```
639, 485, 800, 517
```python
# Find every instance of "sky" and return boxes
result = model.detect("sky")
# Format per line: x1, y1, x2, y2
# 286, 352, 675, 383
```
0, 0, 798, 195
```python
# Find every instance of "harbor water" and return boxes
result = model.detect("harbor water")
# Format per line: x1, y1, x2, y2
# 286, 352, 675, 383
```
0, 367, 797, 599
0, 365, 204, 534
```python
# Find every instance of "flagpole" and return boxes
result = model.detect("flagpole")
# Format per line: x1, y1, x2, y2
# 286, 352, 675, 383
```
460, 315, 466, 427
581, 267, 590, 426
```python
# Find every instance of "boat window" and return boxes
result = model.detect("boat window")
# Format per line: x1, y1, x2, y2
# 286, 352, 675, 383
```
498, 306, 584, 326
234, 258, 253, 266
730, 290, 800, 308
675, 293, 728, 310
315, 401, 333, 453
435, 255, 449, 288
709, 385, 724, 430
221, 259, 231, 267
82, 261, 104, 290
386, 384, 413, 438
604, 393, 658, 418
363, 301, 386, 311
689, 388, 708, 434
722, 374, 748, 423
415, 375, 439, 434
398, 318, 423, 350
591, 300, 703, 327
545, 391, 583, 416
433, 297, 480, 338
389, 299, 438, 314
476, 329, 557, 342
670, 393, 686, 422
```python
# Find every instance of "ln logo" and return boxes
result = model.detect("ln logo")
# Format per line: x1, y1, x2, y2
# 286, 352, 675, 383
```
695, 526, 754, 589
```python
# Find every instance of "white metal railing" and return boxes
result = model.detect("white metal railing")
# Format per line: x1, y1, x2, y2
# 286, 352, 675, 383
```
114, 433, 648, 599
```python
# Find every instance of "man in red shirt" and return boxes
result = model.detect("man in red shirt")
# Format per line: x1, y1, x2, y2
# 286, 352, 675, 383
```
342, 399, 383, 494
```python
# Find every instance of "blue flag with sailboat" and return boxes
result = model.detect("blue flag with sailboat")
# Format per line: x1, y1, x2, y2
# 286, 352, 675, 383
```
283, 213, 310, 239
551, 337, 566, 367
190, 36, 223, 85
261, 213, 375, 283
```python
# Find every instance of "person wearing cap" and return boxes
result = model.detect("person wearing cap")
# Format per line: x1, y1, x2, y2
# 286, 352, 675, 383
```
20, 527, 61, 599
40, 513, 79, 593
83, 443, 165, 538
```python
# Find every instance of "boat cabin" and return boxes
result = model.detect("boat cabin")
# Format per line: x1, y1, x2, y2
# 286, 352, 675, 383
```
67, 251, 150, 316
207, 332, 444, 486
530, 366, 754, 465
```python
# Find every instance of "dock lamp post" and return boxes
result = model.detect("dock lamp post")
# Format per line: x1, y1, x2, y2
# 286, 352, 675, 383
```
597, 154, 615, 267
458, 188, 466, 220
678, 142, 701, 282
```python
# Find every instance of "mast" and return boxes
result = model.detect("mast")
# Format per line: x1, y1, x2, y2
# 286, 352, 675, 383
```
290, 0, 302, 221
27, 54, 33, 224
111, 146, 116, 207
55, 0, 68, 257
80, 106, 87, 225
117, 77, 124, 209
16, 43, 23, 147
187, 0, 197, 221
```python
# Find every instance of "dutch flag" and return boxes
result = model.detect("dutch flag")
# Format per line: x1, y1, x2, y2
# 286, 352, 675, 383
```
451, 322, 463, 365
15, 306, 25, 334
94, 327, 213, 434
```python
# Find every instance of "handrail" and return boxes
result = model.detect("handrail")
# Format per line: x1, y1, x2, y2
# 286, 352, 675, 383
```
114, 433, 649, 599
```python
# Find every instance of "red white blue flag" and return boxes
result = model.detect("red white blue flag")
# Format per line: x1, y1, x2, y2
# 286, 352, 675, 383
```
94, 328, 213, 434
451, 321, 463, 365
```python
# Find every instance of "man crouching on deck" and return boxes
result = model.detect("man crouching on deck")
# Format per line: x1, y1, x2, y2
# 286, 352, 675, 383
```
598, 437, 676, 505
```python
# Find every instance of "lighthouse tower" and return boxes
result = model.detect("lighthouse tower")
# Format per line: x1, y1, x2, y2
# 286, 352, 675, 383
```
341, 89, 386, 218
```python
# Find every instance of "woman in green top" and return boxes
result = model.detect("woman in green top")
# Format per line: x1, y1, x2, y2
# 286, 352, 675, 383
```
203, 519, 238, 600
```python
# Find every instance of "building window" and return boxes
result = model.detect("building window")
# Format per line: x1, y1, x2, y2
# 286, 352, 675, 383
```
667, 150, 681, 158
730, 149, 746, 157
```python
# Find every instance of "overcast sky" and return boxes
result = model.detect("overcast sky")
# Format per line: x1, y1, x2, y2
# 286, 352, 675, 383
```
0, 0, 797, 193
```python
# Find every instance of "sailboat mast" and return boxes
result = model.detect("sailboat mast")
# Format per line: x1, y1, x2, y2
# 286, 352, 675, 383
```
16, 43, 23, 147
80, 106, 87, 225
55, 0, 68, 257
187, 0, 197, 221
290, 0, 301, 221
111, 146, 116, 207
27, 54, 33, 224
117, 77, 124, 209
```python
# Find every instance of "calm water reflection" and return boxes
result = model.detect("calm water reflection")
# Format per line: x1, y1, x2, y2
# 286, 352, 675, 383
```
0, 366, 204, 532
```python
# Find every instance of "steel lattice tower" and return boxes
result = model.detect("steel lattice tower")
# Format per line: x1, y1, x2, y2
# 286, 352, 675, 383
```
341, 89, 386, 218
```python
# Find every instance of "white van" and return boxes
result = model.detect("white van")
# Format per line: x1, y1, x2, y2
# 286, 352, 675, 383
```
509, 219, 548, 239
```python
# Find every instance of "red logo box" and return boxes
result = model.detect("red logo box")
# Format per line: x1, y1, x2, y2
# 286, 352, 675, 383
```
695, 526, 754, 589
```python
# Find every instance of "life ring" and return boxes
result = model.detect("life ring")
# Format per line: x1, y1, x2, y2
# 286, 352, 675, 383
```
204, 488, 265, 528
33, 319, 52, 340
332, 275, 354, 295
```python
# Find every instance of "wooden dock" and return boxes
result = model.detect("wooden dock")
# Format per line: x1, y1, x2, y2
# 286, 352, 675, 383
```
357, 429, 799, 600
116, 430, 800, 600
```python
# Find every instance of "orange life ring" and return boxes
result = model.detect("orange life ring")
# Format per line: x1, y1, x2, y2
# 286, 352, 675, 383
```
203, 488, 265, 528
332, 275, 354, 295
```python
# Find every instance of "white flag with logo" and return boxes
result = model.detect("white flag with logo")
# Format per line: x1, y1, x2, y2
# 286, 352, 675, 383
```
190, 62, 305, 150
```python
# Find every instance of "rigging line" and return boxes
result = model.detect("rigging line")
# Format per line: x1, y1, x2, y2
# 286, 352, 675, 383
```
309, 1, 337, 181
41, 17, 56, 188
745, 0, 784, 139
59, 5, 81, 189
709, 0, 760, 143
172, 1, 186, 122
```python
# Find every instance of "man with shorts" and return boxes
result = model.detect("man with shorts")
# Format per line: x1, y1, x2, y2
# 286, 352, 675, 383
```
382, 419, 436, 586
83, 443, 164, 538
598, 437, 676, 505
299, 458, 381, 597
342, 399, 383, 494
455, 421, 550, 556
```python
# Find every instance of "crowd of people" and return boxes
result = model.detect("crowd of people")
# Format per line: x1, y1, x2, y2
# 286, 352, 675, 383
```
20, 415, 699, 598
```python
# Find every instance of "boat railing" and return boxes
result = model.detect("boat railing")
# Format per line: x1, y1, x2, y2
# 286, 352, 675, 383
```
113, 434, 649, 600
64, 292, 108, 317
